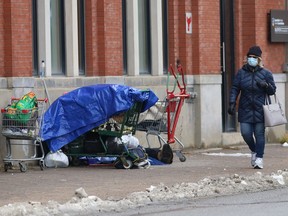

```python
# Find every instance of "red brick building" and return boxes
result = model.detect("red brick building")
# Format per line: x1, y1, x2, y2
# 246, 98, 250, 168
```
0, 0, 287, 154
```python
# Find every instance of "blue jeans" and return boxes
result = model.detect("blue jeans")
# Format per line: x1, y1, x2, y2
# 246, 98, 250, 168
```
240, 122, 266, 158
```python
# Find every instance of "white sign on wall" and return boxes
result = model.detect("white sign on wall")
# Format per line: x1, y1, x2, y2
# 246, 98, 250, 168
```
186, 12, 192, 34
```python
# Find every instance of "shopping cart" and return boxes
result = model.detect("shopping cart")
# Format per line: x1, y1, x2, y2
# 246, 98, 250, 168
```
1, 97, 48, 172
63, 99, 150, 169
137, 62, 190, 162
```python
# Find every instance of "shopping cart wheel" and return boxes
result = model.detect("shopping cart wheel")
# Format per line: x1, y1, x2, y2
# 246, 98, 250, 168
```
19, 162, 27, 172
39, 160, 45, 170
176, 151, 186, 162
4, 163, 12, 172
179, 155, 186, 162
123, 159, 133, 169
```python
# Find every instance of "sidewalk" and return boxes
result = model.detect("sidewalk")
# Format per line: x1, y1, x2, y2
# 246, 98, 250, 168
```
0, 143, 287, 207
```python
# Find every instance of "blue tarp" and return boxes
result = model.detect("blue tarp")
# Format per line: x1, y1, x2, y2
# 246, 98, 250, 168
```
40, 84, 158, 152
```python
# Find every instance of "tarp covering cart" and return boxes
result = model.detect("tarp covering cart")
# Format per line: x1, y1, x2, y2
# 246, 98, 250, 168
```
40, 84, 158, 169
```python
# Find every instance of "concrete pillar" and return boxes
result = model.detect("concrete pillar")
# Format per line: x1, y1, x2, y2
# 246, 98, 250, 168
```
150, 0, 163, 76
194, 75, 223, 148
64, 0, 79, 77
126, 0, 139, 76
37, 0, 52, 77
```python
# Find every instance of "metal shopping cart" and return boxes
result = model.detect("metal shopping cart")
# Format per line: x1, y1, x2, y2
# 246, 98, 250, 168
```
1, 97, 48, 172
137, 62, 190, 162
63, 98, 150, 169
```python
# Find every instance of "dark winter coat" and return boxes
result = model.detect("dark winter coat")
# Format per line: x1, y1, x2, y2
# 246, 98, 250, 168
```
229, 64, 276, 123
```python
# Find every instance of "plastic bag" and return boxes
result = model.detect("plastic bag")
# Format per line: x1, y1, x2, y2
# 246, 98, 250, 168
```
44, 150, 69, 168
121, 134, 139, 148
15, 92, 37, 110
4, 92, 37, 125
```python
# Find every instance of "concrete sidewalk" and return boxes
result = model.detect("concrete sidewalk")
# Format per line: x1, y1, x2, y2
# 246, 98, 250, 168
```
0, 143, 287, 207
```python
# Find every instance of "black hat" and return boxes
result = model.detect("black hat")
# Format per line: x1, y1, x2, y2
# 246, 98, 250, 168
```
247, 46, 262, 57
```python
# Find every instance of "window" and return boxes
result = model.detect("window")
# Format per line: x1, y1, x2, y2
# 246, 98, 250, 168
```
122, 0, 127, 74
162, 0, 168, 73
123, 0, 167, 76
32, 0, 38, 76
78, 0, 85, 75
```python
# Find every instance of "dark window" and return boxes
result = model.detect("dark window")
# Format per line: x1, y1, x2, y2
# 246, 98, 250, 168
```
162, 0, 168, 73
78, 0, 85, 75
32, 0, 38, 76
122, 0, 127, 74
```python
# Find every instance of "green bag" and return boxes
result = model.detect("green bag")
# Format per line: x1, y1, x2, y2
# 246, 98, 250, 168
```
16, 92, 38, 124
4, 92, 38, 125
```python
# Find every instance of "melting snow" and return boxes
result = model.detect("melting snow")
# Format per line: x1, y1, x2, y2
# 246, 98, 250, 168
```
1, 170, 288, 216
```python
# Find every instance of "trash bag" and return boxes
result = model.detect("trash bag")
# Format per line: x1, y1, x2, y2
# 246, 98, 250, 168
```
121, 133, 139, 148
44, 150, 69, 168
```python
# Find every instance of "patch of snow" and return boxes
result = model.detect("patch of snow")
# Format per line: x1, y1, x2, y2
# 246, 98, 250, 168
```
1, 170, 288, 216
202, 152, 251, 157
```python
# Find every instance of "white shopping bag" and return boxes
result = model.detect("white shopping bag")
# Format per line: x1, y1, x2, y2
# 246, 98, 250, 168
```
44, 150, 69, 168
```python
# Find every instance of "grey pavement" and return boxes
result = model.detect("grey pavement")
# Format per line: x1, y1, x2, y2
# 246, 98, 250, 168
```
106, 187, 288, 216
0, 143, 287, 207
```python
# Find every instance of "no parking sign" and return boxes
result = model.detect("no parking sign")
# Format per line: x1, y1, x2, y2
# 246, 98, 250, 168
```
186, 12, 192, 34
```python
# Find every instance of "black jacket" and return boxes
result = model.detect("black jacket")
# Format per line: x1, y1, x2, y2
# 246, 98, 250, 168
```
229, 64, 276, 123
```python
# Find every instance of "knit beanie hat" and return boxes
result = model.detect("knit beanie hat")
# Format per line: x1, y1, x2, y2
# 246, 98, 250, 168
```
247, 46, 262, 57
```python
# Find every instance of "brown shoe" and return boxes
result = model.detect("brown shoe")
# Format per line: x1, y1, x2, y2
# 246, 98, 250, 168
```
158, 144, 173, 164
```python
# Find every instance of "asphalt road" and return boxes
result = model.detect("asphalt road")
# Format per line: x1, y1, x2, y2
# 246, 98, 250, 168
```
104, 187, 288, 216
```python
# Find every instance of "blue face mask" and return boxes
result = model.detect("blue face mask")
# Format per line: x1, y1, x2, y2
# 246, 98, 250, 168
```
247, 57, 258, 67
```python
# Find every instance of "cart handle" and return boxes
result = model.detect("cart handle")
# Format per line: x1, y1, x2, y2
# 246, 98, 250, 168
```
166, 69, 178, 93
1, 108, 34, 113
168, 61, 187, 94
11, 97, 49, 103
176, 62, 187, 92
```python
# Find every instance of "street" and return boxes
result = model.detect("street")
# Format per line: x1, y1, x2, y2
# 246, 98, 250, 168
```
0, 143, 288, 215
103, 187, 288, 216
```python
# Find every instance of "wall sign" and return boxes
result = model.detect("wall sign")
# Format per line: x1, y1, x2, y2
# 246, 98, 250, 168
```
186, 12, 192, 34
270, 9, 288, 42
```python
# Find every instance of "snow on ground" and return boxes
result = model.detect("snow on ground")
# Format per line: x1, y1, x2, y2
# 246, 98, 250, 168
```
1, 169, 288, 216
202, 152, 251, 157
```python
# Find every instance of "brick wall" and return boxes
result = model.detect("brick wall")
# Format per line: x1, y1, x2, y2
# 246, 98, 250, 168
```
168, 0, 194, 75
168, 0, 221, 75
0, 0, 286, 77
195, 0, 221, 75
234, 0, 285, 73
85, 0, 123, 76
256, 0, 285, 73
0, 1, 3, 75
0, 0, 32, 77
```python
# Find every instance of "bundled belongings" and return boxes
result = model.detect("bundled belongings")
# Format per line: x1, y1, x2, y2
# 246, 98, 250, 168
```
41, 84, 158, 153
42, 84, 158, 169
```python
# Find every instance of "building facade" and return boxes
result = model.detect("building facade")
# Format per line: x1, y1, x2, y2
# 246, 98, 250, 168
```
0, 0, 287, 161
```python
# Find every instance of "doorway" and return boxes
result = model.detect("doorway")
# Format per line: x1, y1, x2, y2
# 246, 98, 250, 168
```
220, 0, 236, 132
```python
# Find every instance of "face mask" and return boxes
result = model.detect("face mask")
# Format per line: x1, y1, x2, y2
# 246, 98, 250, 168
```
247, 57, 258, 67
